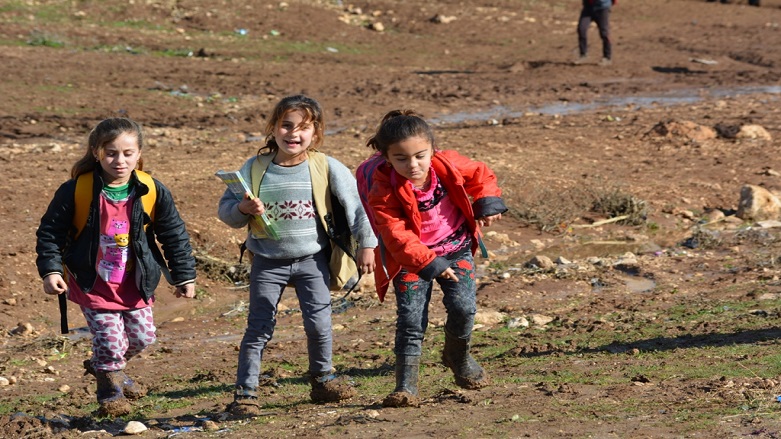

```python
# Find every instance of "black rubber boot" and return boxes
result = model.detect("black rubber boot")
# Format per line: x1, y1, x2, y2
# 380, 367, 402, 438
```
84, 360, 146, 399
382, 355, 421, 408
95, 370, 131, 417
441, 330, 489, 390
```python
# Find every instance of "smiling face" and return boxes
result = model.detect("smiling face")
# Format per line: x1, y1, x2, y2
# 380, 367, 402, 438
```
96, 132, 141, 185
272, 109, 316, 166
385, 135, 434, 188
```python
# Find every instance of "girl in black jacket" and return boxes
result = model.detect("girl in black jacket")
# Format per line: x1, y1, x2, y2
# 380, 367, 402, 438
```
36, 118, 197, 417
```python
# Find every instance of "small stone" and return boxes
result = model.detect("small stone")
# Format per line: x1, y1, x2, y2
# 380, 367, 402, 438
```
474, 310, 506, 326
527, 255, 555, 270
10, 322, 33, 336
529, 314, 554, 326
124, 421, 148, 435
58, 384, 71, 393
202, 420, 219, 431
0, 377, 9, 386
366, 409, 380, 418
506, 317, 529, 329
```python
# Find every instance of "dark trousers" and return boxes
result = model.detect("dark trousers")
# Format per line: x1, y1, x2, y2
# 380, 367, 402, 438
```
391, 250, 477, 357
578, 7, 612, 60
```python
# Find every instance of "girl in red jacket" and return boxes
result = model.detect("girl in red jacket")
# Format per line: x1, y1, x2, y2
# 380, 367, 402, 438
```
365, 110, 507, 407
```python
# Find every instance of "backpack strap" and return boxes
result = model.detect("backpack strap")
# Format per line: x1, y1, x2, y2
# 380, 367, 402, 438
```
73, 170, 157, 239
136, 170, 156, 226
247, 153, 277, 240
307, 151, 332, 233
250, 153, 275, 197
73, 172, 94, 239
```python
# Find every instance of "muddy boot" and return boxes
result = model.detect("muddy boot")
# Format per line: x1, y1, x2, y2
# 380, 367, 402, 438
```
95, 370, 131, 417
84, 360, 146, 400
441, 331, 489, 390
309, 373, 357, 403
382, 355, 421, 408
228, 387, 261, 418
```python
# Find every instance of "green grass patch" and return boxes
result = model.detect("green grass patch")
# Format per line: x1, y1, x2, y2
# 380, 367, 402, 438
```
26, 30, 66, 48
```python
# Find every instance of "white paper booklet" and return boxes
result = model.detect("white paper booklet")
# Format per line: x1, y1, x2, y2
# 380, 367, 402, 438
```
215, 170, 279, 240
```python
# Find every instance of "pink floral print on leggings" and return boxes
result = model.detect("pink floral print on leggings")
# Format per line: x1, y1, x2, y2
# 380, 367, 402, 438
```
82, 306, 156, 371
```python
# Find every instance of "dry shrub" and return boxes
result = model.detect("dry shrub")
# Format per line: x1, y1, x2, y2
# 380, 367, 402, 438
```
508, 186, 592, 233
508, 182, 647, 232
588, 186, 647, 226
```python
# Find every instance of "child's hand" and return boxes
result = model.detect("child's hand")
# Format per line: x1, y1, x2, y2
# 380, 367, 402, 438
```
43, 274, 68, 295
238, 192, 266, 216
478, 213, 502, 227
357, 247, 376, 274
438, 267, 459, 282
175, 283, 196, 299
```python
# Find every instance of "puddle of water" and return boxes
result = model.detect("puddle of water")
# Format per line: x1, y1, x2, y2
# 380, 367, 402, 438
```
65, 326, 92, 341
621, 276, 656, 293
542, 240, 663, 260
428, 85, 781, 125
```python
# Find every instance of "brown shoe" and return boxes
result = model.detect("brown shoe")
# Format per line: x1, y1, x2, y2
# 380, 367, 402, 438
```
310, 374, 357, 403
228, 397, 262, 417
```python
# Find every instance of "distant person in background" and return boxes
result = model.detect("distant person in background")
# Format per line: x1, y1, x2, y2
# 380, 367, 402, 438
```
574, 0, 615, 66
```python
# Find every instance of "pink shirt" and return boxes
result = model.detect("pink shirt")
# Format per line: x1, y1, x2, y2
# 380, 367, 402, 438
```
410, 169, 467, 256
67, 193, 149, 310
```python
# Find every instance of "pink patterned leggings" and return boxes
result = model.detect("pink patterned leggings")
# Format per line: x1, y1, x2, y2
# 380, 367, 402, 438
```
81, 306, 156, 372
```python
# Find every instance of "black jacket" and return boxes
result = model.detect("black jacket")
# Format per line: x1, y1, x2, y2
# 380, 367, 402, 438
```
35, 168, 196, 303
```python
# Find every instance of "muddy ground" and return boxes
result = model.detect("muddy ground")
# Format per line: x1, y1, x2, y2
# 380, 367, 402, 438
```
2, 0, 781, 437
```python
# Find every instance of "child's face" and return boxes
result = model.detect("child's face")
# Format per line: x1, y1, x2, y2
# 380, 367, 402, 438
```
385, 136, 433, 188
97, 132, 140, 186
273, 109, 316, 166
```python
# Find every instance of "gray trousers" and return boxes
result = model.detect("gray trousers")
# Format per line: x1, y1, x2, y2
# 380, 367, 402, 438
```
236, 250, 333, 390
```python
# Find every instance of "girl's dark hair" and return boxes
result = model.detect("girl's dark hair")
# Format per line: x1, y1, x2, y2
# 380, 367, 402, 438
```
71, 118, 144, 178
366, 110, 435, 155
259, 94, 325, 155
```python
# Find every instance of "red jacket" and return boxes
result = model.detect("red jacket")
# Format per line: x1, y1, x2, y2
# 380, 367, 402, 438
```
368, 149, 506, 302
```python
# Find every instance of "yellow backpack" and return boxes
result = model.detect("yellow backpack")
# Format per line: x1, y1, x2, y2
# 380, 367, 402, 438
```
72, 170, 157, 238
251, 151, 360, 293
